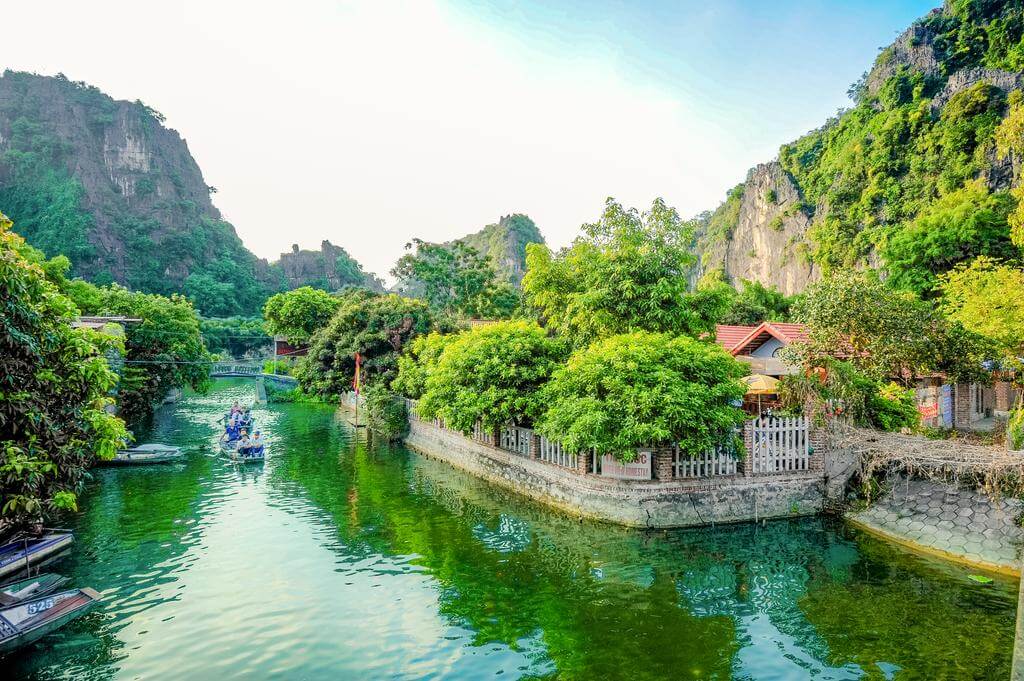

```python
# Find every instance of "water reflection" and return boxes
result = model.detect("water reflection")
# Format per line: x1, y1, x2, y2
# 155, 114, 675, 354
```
8, 380, 1017, 680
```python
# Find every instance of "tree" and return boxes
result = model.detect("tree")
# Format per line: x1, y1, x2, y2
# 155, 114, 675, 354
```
416, 321, 566, 432
86, 285, 212, 422
883, 181, 1016, 296
297, 293, 437, 396
391, 332, 457, 400
1, 214, 128, 528
792, 270, 995, 384
263, 286, 345, 344
200, 316, 272, 359
940, 256, 1024, 356
523, 198, 725, 347
392, 239, 509, 317
537, 332, 747, 461
718, 277, 795, 325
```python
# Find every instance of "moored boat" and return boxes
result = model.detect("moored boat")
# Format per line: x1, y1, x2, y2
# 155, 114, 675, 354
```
101, 444, 184, 466
0, 574, 69, 606
0, 587, 102, 657
0, 533, 74, 581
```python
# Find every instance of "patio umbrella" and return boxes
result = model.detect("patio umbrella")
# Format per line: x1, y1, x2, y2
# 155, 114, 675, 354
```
741, 374, 779, 415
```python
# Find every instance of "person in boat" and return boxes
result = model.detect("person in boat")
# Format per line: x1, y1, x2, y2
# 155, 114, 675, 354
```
231, 401, 241, 414
237, 430, 251, 456
241, 408, 253, 428
251, 431, 264, 456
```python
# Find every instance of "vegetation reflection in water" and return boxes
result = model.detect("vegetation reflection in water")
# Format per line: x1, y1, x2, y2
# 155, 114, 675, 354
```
7, 380, 1017, 680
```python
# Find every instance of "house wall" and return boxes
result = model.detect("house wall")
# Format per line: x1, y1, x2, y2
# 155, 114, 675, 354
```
749, 337, 784, 358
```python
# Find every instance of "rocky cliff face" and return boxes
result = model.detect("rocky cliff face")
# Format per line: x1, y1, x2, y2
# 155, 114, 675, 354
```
696, 163, 817, 295
277, 240, 383, 292
458, 213, 544, 285
694, 0, 1024, 296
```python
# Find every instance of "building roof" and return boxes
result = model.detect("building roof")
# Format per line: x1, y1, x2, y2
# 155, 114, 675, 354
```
715, 322, 809, 356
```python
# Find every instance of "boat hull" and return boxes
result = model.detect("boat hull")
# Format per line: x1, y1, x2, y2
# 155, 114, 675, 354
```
0, 534, 74, 581
0, 574, 69, 606
0, 587, 101, 657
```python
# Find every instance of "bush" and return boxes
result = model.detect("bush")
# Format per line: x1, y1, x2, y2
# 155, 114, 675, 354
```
417, 320, 566, 432
364, 386, 409, 441
1008, 409, 1024, 451
262, 359, 294, 376
537, 332, 747, 461
869, 382, 920, 432
391, 332, 454, 400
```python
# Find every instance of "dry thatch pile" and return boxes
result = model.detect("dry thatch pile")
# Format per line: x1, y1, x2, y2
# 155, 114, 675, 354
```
828, 421, 1024, 499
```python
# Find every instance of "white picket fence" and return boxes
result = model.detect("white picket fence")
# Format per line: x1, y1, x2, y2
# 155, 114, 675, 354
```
748, 416, 809, 474
499, 426, 533, 457
674, 444, 737, 478
538, 435, 578, 469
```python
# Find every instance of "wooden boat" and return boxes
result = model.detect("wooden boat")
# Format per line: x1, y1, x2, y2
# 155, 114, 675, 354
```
0, 587, 102, 657
101, 443, 184, 466
0, 533, 74, 581
220, 438, 266, 462
0, 574, 69, 606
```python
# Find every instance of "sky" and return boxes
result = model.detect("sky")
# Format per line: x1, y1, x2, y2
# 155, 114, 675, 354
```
3, 0, 938, 280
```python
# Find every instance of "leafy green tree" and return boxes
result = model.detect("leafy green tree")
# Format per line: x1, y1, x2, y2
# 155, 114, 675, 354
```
940, 255, 1024, 356
297, 293, 437, 396
392, 239, 508, 317
716, 276, 795, 325
391, 332, 457, 400
1, 214, 128, 528
263, 286, 345, 344
792, 270, 995, 384
84, 285, 211, 422
200, 316, 272, 358
523, 198, 726, 347
537, 332, 747, 461
884, 181, 1016, 295
416, 321, 566, 432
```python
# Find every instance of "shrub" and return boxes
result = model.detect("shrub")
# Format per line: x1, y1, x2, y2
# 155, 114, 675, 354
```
391, 332, 455, 400
1008, 409, 1024, 451
417, 320, 566, 433
537, 332, 747, 461
364, 385, 409, 441
869, 382, 920, 432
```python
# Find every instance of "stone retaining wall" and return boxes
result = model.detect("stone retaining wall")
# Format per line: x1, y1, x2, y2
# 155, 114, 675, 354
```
404, 417, 832, 528
847, 478, 1024, 576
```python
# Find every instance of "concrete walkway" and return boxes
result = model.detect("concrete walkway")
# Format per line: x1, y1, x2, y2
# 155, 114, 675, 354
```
847, 478, 1024, 575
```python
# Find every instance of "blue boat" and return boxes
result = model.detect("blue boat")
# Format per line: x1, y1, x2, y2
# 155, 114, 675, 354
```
0, 587, 101, 657
0, 533, 74, 581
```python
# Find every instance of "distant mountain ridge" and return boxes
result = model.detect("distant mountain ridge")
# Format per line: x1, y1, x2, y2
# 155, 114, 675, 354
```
693, 0, 1024, 295
0, 70, 379, 316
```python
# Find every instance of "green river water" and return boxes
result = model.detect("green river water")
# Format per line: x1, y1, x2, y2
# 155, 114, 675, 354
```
6, 379, 1019, 680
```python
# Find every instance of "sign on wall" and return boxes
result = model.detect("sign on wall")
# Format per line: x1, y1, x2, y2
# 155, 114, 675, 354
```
600, 450, 652, 480
940, 385, 953, 428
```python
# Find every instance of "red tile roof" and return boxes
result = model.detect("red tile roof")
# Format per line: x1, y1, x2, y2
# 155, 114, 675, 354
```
715, 325, 758, 351
716, 322, 809, 356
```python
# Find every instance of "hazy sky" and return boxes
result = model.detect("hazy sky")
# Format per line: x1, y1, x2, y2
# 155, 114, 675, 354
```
4, 0, 937, 280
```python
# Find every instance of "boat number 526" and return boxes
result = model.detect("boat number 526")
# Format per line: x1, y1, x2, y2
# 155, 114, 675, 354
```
27, 598, 54, 614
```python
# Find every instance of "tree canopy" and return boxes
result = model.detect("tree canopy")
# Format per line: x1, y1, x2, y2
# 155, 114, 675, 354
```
523, 198, 728, 348
1, 214, 128, 528
296, 293, 438, 396
940, 256, 1024, 357
263, 286, 345, 344
415, 321, 567, 432
537, 332, 747, 460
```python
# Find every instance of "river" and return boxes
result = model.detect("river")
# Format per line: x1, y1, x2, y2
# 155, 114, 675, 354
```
7, 379, 1018, 680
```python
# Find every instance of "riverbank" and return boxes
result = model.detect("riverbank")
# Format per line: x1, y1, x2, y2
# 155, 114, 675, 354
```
847, 478, 1024, 576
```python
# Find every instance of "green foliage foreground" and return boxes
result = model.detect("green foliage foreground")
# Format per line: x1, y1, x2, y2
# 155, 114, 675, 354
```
1, 215, 128, 527
536, 332, 747, 461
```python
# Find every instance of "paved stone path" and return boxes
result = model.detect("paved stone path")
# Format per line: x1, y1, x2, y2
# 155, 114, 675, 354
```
848, 478, 1024, 573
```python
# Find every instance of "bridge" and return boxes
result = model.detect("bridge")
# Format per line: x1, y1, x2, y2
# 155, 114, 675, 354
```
210, 363, 298, 392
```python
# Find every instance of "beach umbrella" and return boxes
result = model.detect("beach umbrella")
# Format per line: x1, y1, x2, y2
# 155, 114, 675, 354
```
741, 374, 779, 415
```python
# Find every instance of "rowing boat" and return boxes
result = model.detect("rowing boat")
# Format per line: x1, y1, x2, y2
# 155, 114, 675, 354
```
0, 533, 74, 581
0, 573, 69, 606
0, 587, 102, 657
220, 439, 267, 462
101, 444, 184, 466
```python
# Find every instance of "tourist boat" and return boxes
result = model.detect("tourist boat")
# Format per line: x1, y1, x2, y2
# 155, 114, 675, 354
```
0, 533, 74, 581
0, 587, 102, 657
219, 438, 267, 463
101, 444, 184, 466
0, 573, 69, 606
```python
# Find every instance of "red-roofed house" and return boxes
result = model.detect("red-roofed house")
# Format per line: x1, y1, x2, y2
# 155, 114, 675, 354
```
715, 322, 809, 377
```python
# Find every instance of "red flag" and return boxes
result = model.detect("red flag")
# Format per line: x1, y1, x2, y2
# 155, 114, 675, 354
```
353, 352, 361, 395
